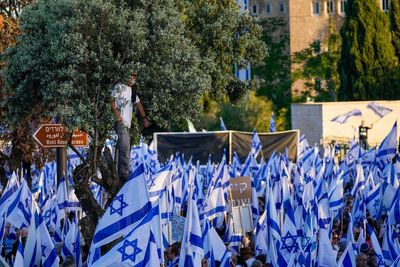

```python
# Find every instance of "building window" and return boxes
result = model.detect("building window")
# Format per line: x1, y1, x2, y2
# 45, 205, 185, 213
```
252, 4, 258, 14
265, 3, 272, 14
327, 0, 334, 14
382, 0, 390, 11
340, 0, 347, 14
313, 1, 320, 15
279, 2, 286, 13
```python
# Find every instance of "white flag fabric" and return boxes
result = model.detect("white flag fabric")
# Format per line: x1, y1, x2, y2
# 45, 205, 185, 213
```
367, 102, 393, 118
7, 179, 32, 229
92, 206, 160, 267
91, 163, 152, 248
0, 172, 19, 213
331, 109, 362, 124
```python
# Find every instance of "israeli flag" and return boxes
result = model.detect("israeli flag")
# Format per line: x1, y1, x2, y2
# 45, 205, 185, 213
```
24, 201, 41, 267
91, 163, 152, 248
328, 176, 343, 211
377, 121, 397, 170
7, 178, 32, 229
331, 109, 362, 124
38, 212, 59, 267
219, 117, 227, 131
365, 183, 382, 219
351, 164, 366, 196
382, 222, 400, 266
367, 102, 393, 118
92, 211, 160, 267
269, 112, 276, 132
148, 162, 174, 202
337, 241, 356, 267
14, 239, 25, 266
367, 224, 387, 267
179, 183, 204, 267
251, 129, 262, 158
62, 214, 82, 267
0, 172, 19, 213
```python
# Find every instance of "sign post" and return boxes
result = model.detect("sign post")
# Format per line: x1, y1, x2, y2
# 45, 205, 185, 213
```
33, 124, 88, 185
33, 124, 88, 148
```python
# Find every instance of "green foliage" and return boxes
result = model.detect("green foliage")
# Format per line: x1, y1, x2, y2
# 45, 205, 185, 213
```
3, 0, 147, 139
181, 0, 267, 101
292, 20, 341, 102
134, 0, 210, 128
197, 91, 274, 132
391, 0, 400, 61
252, 18, 290, 111
339, 0, 397, 100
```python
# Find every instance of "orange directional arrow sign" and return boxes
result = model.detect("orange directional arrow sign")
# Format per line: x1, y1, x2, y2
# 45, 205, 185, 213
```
33, 124, 88, 148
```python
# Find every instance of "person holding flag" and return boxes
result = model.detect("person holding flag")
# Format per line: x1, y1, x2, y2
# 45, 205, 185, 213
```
359, 120, 373, 150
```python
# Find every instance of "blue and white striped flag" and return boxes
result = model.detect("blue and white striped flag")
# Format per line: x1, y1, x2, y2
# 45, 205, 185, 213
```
251, 129, 262, 158
92, 207, 161, 267
377, 121, 398, 170
0, 172, 19, 213
382, 222, 400, 266
367, 224, 387, 267
337, 241, 356, 267
331, 109, 362, 124
365, 183, 382, 219
14, 239, 25, 266
329, 176, 343, 211
38, 211, 59, 267
7, 178, 32, 229
269, 112, 276, 132
179, 183, 204, 267
24, 201, 40, 267
91, 163, 152, 248
367, 102, 393, 118
220, 117, 227, 131
62, 214, 82, 267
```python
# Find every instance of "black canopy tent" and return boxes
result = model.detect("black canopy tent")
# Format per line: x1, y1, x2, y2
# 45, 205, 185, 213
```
154, 130, 299, 164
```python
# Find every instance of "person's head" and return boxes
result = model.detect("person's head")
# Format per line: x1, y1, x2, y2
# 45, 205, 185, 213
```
166, 243, 180, 260
359, 243, 370, 254
331, 232, 340, 246
361, 120, 365, 126
127, 72, 137, 86
251, 260, 263, 267
4, 223, 11, 235
62, 255, 76, 267
201, 257, 208, 267
356, 253, 368, 267
240, 247, 254, 260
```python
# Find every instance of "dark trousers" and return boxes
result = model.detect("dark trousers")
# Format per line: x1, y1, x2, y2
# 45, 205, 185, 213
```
115, 122, 130, 180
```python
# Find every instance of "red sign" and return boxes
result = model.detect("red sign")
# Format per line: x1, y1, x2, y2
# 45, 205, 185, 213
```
33, 124, 88, 148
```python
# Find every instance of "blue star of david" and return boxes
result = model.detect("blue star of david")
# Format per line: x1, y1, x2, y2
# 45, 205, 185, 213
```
110, 194, 128, 216
300, 233, 311, 250
148, 177, 156, 188
373, 199, 381, 210
118, 239, 142, 263
72, 242, 79, 254
255, 245, 263, 254
376, 254, 385, 266
41, 245, 46, 257
25, 198, 31, 209
281, 232, 298, 253
44, 210, 52, 220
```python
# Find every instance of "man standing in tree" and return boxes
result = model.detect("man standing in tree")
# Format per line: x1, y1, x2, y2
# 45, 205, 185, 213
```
359, 120, 373, 150
111, 72, 149, 180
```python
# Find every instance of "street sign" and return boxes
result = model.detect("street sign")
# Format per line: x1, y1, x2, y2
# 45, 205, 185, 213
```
33, 124, 88, 148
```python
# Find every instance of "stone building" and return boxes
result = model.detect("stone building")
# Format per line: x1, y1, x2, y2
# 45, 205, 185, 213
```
246, 0, 391, 95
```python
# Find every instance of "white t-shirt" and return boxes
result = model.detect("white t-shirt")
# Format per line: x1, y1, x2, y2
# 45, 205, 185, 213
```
112, 83, 140, 128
